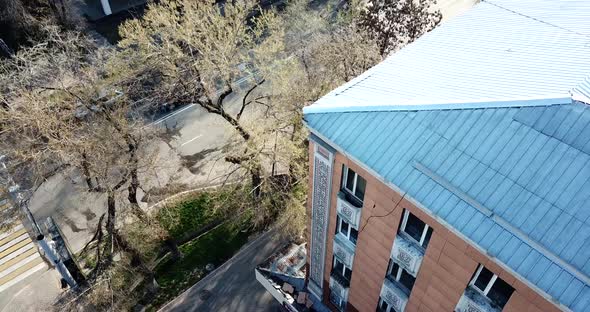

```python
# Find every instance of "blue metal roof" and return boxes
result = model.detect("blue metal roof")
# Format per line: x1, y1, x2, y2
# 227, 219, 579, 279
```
304, 0, 590, 114
304, 0, 590, 310
306, 103, 590, 310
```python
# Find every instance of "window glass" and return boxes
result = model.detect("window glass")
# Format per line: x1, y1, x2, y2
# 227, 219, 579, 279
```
340, 219, 349, 236
404, 212, 426, 243
344, 267, 352, 281
423, 226, 434, 248
346, 168, 355, 192
350, 227, 358, 244
334, 258, 344, 275
399, 270, 416, 292
487, 277, 514, 308
388, 261, 400, 279
355, 175, 366, 200
378, 299, 388, 312
474, 266, 494, 292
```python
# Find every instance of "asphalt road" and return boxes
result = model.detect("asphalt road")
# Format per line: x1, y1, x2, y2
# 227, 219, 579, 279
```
159, 229, 284, 312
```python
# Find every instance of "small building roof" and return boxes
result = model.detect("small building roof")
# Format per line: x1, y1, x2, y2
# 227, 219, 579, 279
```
304, 0, 590, 114
304, 0, 590, 311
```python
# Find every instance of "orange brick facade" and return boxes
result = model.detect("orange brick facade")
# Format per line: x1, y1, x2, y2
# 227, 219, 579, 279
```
306, 141, 561, 312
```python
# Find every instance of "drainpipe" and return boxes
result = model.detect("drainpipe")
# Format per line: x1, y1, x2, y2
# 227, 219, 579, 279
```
100, 0, 113, 16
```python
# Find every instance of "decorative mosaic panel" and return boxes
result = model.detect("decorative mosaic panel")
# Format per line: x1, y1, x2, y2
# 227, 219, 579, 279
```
455, 288, 499, 312
391, 234, 424, 275
333, 235, 355, 268
308, 143, 333, 297
381, 279, 409, 312
336, 194, 361, 228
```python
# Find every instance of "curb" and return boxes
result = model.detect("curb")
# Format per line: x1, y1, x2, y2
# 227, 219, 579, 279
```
146, 181, 240, 214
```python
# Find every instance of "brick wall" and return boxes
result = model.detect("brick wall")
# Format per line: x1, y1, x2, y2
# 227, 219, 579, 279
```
307, 146, 561, 312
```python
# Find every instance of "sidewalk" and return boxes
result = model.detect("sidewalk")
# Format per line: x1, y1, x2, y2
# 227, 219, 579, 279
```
0, 267, 61, 312
159, 229, 284, 312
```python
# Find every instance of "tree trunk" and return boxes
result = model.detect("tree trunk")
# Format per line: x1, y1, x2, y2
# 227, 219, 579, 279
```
163, 238, 182, 261
104, 191, 116, 261
127, 169, 149, 222
287, 119, 304, 185
225, 155, 263, 198
81, 153, 94, 191
251, 163, 262, 198
114, 231, 159, 294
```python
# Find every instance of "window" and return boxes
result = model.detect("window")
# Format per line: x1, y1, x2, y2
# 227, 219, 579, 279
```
470, 265, 515, 308
386, 259, 416, 293
333, 257, 353, 282
336, 216, 359, 244
330, 292, 346, 311
377, 297, 389, 312
342, 166, 366, 203
399, 210, 433, 248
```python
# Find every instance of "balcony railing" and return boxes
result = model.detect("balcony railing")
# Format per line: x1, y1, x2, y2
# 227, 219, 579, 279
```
337, 191, 362, 228
333, 233, 356, 268
380, 277, 409, 312
455, 287, 502, 312
390, 233, 425, 276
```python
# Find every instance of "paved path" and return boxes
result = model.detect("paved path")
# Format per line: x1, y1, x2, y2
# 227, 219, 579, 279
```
159, 229, 284, 312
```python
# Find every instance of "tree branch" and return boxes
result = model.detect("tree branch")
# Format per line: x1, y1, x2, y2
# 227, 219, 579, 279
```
237, 79, 266, 121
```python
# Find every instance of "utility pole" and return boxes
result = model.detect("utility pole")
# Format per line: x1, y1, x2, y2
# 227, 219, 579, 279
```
0, 156, 83, 289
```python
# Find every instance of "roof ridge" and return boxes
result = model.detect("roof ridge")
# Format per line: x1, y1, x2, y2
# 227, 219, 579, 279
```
483, 0, 590, 37
303, 96, 571, 114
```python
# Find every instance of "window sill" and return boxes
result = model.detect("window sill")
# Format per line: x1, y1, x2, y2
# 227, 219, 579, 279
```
398, 231, 426, 253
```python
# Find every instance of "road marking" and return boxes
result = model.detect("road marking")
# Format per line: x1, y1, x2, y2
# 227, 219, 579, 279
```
149, 104, 196, 126
180, 134, 203, 147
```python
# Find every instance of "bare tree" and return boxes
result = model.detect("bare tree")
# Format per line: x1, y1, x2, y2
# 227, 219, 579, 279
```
0, 0, 83, 56
115, 0, 285, 197
356, 0, 442, 56
0, 28, 167, 309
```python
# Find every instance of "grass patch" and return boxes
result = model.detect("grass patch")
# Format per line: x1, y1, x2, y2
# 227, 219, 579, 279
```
148, 210, 254, 309
156, 191, 230, 240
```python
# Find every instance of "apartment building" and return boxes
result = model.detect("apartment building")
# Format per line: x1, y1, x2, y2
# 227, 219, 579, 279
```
302, 1, 590, 312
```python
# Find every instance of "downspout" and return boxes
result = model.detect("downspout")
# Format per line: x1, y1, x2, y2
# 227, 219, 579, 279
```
100, 0, 112, 15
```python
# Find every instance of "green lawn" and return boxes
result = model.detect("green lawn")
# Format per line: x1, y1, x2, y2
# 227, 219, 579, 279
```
148, 191, 254, 309
156, 191, 230, 240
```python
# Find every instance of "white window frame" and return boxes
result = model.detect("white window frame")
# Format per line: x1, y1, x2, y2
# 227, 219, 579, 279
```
333, 257, 352, 280
342, 166, 364, 201
386, 258, 416, 295
400, 209, 431, 247
378, 297, 392, 312
387, 259, 411, 282
470, 264, 500, 297
337, 216, 358, 243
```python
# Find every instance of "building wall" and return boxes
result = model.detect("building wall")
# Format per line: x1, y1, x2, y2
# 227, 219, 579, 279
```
306, 142, 561, 312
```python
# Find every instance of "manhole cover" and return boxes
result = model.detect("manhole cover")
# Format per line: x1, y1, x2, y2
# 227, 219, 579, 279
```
199, 289, 212, 301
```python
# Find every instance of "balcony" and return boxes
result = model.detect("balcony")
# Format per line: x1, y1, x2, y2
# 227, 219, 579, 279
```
455, 287, 502, 312
337, 191, 362, 228
333, 233, 356, 268
390, 234, 424, 275
380, 277, 409, 312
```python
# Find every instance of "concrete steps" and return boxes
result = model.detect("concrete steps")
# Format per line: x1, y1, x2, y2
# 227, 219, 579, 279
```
0, 222, 46, 293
